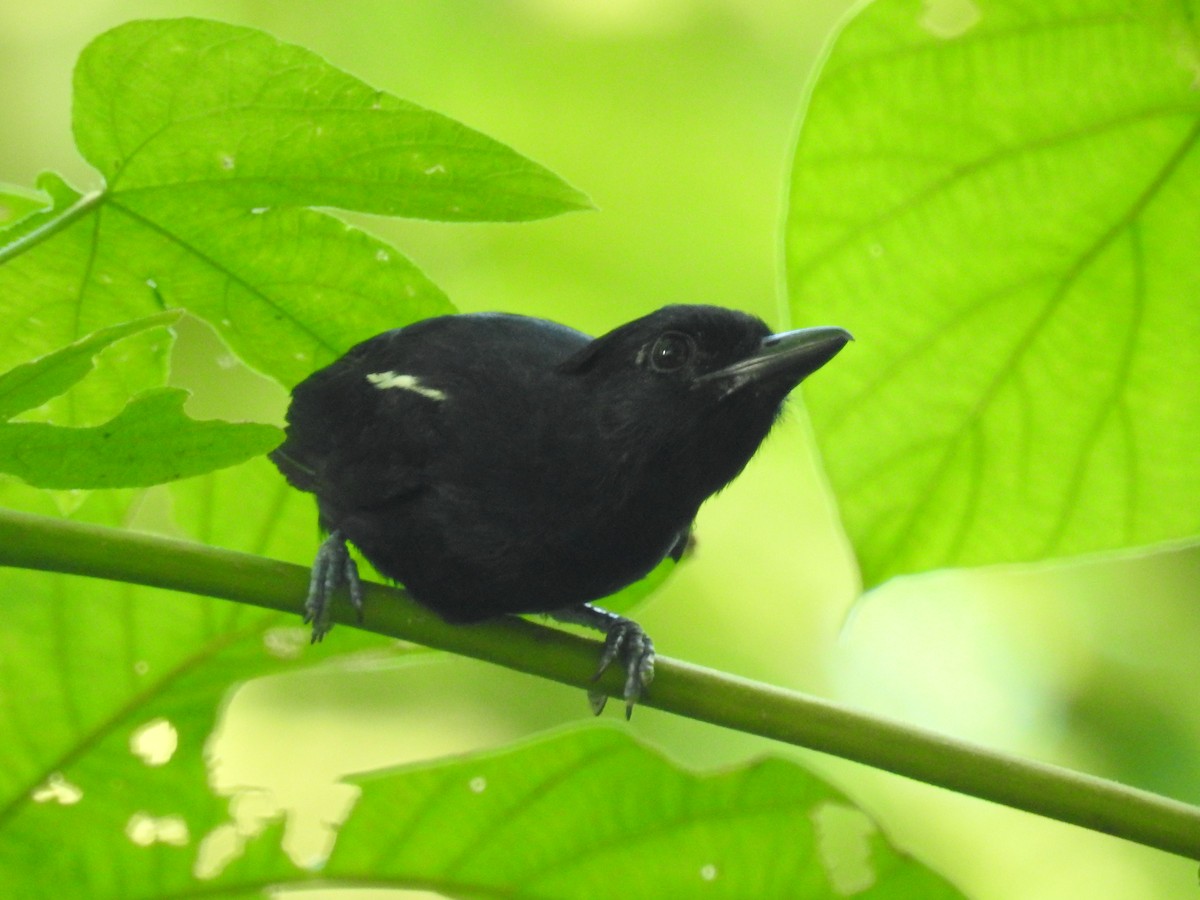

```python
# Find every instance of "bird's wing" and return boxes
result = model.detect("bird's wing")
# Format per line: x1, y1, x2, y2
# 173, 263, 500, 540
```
272, 338, 443, 509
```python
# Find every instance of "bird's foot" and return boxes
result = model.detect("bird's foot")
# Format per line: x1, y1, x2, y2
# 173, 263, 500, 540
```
304, 529, 364, 641
550, 604, 655, 718
592, 617, 655, 718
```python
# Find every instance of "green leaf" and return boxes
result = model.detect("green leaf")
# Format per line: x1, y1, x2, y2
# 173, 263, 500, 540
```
0, 313, 178, 422
169, 456, 312, 559
74, 17, 590, 222
0, 172, 85, 247
0, 387, 281, 488
293, 727, 961, 897
0, 181, 175, 426
117, 197, 454, 387
787, 0, 1200, 588
0, 174, 87, 264
0, 184, 48, 231
0, 468, 383, 899
0, 457, 964, 898
0, 17, 590, 393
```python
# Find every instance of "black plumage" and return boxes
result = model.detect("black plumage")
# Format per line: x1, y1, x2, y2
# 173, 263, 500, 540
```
272, 305, 849, 714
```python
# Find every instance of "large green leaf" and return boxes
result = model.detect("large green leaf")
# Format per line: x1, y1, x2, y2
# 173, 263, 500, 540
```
74, 18, 589, 222
0, 17, 590, 399
0, 312, 177, 422
0, 460, 384, 897
0, 183, 49, 230
0, 388, 280, 488
787, 0, 1200, 588
0, 307, 283, 493
313, 727, 964, 899
0, 456, 964, 897
0, 173, 172, 427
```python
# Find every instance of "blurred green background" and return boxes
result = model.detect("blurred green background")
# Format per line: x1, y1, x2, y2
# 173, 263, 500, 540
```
4, 1, 1199, 897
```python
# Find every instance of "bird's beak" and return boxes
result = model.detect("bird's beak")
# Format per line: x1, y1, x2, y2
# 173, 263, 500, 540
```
698, 325, 852, 395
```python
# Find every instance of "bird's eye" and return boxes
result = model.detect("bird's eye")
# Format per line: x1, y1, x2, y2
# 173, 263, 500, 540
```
648, 332, 695, 372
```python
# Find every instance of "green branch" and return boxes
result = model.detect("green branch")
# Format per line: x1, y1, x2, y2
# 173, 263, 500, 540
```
0, 506, 1196, 861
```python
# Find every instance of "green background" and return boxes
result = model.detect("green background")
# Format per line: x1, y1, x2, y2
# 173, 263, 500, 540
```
3, 1, 1198, 897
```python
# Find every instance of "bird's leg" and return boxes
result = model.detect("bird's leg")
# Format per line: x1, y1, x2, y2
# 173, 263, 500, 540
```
303, 529, 364, 642
667, 524, 696, 562
550, 604, 655, 718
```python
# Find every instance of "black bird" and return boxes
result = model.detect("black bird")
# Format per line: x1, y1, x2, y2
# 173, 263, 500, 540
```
271, 305, 850, 715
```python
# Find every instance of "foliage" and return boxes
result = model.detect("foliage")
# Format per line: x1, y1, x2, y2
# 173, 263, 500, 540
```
789, 0, 1200, 588
0, 313, 278, 487
1, 2, 1197, 897
0, 15, 961, 898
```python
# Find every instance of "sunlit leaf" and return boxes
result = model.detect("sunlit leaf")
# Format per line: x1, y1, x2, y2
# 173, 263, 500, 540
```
0, 172, 171, 426
0, 313, 178, 422
0, 464, 385, 898
0, 184, 48, 231
0, 450, 967, 898
217, 727, 961, 898
0, 17, 591, 395
75, 18, 590, 222
788, 0, 1200, 588
0, 388, 280, 488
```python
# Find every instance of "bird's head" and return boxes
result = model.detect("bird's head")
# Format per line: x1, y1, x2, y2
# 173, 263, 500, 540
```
560, 304, 849, 406
558, 305, 851, 499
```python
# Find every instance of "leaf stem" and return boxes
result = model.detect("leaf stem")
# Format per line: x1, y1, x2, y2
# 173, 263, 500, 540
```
0, 507, 1196, 861
0, 190, 105, 266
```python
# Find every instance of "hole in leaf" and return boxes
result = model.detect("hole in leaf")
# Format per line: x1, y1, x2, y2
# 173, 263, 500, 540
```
811, 801, 877, 895
263, 626, 310, 659
195, 823, 244, 879
126, 812, 190, 847
130, 717, 178, 766
31, 772, 83, 805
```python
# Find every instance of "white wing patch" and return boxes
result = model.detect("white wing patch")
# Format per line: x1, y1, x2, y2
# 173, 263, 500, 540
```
365, 371, 447, 401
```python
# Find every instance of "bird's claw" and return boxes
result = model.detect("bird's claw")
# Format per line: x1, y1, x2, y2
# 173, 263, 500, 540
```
304, 530, 364, 641
588, 618, 655, 719
549, 604, 656, 717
